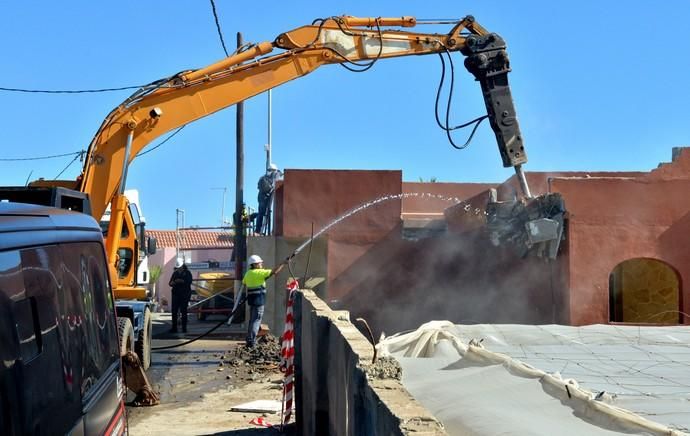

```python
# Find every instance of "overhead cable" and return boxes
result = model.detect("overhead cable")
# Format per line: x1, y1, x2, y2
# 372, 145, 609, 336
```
209, 0, 230, 57
0, 150, 82, 161
54, 151, 84, 179
136, 126, 186, 157
0, 85, 146, 94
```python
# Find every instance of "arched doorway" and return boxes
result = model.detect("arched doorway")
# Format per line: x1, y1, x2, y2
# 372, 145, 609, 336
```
609, 258, 681, 324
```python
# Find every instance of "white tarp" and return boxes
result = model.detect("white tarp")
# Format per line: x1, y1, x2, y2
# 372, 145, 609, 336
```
378, 322, 690, 436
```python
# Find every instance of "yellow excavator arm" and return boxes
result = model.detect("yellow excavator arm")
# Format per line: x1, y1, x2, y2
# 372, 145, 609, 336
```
24, 15, 536, 290
76, 15, 528, 221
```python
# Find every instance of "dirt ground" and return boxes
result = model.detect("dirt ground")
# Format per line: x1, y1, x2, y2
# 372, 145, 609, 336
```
126, 313, 294, 435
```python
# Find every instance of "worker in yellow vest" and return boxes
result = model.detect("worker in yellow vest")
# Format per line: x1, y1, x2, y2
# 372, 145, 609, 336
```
242, 254, 287, 347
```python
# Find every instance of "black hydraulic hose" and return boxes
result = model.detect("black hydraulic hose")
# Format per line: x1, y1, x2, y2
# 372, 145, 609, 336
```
434, 49, 490, 150
151, 295, 247, 351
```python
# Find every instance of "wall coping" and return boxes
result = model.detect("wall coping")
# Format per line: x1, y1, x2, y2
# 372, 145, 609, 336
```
299, 289, 447, 435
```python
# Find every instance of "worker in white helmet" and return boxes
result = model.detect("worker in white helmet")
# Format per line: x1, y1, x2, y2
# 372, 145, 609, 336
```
242, 254, 286, 347
168, 258, 192, 334
255, 163, 282, 235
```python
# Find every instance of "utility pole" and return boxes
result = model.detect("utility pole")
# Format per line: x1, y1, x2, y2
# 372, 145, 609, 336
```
234, 32, 246, 284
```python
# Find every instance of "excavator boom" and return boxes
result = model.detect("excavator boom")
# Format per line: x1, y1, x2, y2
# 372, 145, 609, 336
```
76, 15, 529, 222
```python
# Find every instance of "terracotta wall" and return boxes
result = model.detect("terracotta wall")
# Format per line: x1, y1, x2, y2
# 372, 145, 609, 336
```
277, 150, 690, 333
552, 176, 690, 325
443, 149, 690, 327
402, 182, 495, 216
276, 169, 403, 300
495, 171, 645, 201
276, 171, 500, 303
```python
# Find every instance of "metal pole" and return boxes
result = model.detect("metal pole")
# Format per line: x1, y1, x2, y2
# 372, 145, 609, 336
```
221, 188, 226, 225
514, 164, 532, 199
211, 187, 228, 225
267, 89, 272, 169
175, 209, 179, 261
234, 32, 246, 285
266, 90, 274, 234
176, 208, 185, 262
120, 131, 134, 194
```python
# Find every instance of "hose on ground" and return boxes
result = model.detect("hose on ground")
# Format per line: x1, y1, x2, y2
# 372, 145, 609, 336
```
151, 295, 247, 351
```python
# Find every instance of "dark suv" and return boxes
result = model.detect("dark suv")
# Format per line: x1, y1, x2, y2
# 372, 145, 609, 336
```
0, 202, 127, 435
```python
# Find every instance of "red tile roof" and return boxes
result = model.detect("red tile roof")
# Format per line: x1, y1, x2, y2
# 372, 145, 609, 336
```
146, 230, 234, 249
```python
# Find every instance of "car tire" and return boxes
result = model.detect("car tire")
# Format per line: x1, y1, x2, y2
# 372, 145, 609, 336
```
117, 317, 135, 358
135, 309, 152, 370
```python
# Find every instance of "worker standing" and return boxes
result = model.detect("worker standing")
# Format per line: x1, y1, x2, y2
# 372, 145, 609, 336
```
168, 260, 193, 334
255, 164, 282, 235
242, 254, 286, 347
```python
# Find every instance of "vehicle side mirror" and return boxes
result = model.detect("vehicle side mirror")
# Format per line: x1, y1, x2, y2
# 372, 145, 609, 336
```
147, 237, 157, 255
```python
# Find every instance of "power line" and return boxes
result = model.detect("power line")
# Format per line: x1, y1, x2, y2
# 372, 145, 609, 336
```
54, 151, 84, 179
2, 125, 183, 165
209, 0, 229, 57
0, 150, 82, 161
136, 126, 186, 157
0, 85, 146, 94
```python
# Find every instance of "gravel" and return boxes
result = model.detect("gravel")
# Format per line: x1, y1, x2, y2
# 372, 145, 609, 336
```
225, 334, 282, 373
365, 356, 403, 380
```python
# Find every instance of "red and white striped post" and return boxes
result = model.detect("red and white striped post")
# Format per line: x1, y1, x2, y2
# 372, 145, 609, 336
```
280, 279, 299, 427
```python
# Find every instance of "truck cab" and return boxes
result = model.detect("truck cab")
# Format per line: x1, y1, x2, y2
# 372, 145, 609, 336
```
100, 189, 156, 291
0, 202, 127, 435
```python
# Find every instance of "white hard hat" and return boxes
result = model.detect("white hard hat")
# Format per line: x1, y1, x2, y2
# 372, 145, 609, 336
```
175, 258, 184, 268
268, 163, 278, 171
248, 254, 263, 265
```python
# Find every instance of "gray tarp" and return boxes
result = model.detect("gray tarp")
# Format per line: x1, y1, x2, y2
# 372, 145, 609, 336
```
379, 322, 690, 435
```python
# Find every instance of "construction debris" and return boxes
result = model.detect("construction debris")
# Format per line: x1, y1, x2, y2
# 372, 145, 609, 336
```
225, 334, 282, 373
365, 356, 403, 381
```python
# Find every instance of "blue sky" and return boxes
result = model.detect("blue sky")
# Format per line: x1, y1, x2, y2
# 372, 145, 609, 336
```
1, 1, 689, 229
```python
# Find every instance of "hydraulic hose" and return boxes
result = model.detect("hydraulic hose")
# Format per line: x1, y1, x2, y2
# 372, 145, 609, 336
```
151, 295, 247, 351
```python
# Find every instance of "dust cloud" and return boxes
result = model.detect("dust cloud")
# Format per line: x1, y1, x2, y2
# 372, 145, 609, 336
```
337, 228, 560, 338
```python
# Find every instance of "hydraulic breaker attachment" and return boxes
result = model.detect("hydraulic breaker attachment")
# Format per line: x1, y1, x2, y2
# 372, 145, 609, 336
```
122, 351, 160, 406
461, 22, 533, 199
486, 192, 565, 259
462, 30, 525, 169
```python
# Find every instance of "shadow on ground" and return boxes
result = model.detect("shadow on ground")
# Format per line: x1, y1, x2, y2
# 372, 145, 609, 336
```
201, 423, 295, 435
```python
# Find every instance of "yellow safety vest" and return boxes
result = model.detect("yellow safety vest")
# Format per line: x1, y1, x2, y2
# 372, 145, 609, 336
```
242, 268, 272, 289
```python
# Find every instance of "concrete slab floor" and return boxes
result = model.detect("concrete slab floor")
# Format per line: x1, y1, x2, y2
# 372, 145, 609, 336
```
127, 312, 293, 435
